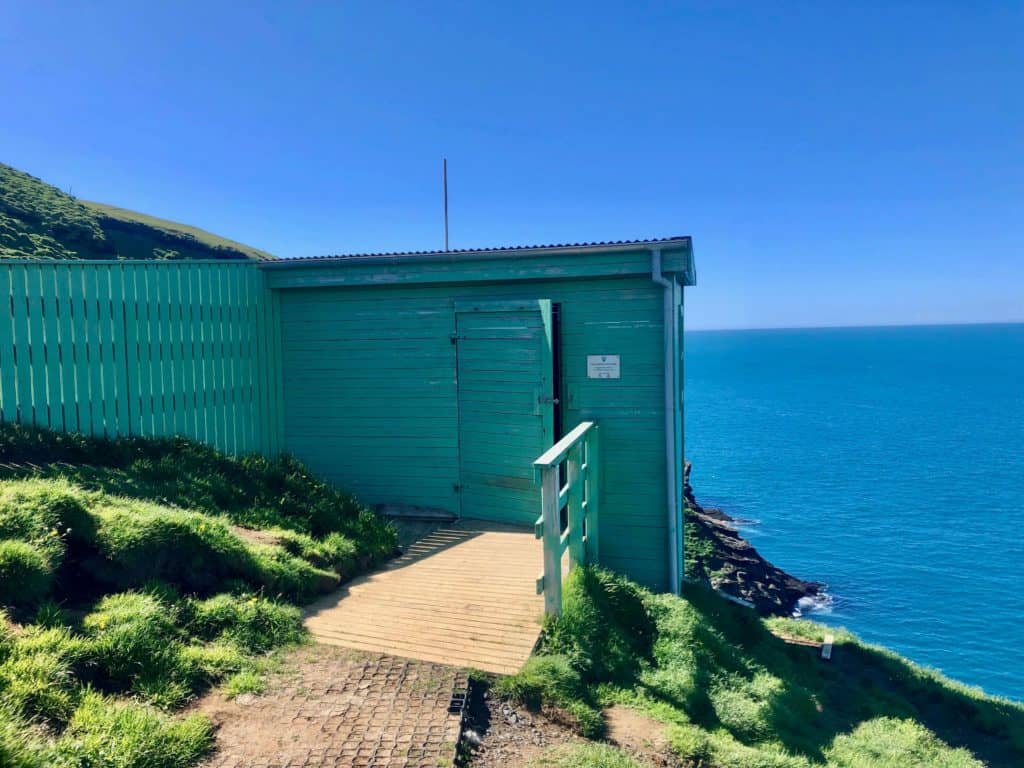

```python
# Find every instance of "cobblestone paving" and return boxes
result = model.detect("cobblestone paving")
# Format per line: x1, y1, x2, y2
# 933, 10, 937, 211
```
199, 646, 466, 768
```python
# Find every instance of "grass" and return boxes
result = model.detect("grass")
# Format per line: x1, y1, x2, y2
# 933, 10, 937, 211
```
0, 424, 396, 767
0, 540, 53, 606
221, 669, 265, 699
495, 655, 604, 738
185, 593, 305, 653
0, 704, 52, 768
0, 423, 396, 548
527, 743, 650, 767
83, 201, 275, 261
0, 622, 84, 724
0, 478, 95, 607
81, 499, 338, 601
0, 164, 107, 261
82, 591, 199, 709
500, 566, 1024, 768
55, 692, 214, 768
1, 162, 274, 261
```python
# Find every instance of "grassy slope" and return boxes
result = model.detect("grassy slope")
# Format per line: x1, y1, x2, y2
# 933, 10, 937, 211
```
501, 567, 1024, 768
0, 162, 274, 261
0, 424, 396, 768
81, 201, 276, 262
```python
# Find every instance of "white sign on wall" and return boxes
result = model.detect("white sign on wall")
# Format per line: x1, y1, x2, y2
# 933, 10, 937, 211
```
587, 354, 621, 379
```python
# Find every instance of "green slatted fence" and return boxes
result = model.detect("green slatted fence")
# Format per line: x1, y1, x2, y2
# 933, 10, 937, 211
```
0, 260, 283, 456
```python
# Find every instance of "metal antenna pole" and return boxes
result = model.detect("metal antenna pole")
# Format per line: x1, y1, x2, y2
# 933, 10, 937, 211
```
443, 157, 449, 251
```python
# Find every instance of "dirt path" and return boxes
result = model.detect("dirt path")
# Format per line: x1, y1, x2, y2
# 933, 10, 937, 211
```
604, 705, 679, 767
197, 645, 466, 768
459, 682, 584, 767
460, 685, 679, 768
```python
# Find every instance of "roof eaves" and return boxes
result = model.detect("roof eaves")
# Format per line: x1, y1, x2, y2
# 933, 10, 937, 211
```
260, 236, 691, 269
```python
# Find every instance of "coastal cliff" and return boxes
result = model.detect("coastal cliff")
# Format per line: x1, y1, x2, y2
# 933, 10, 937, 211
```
684, 461, 824, 616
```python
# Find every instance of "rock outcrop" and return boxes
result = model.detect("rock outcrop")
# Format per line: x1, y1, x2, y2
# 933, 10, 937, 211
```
684, 461, 824, 616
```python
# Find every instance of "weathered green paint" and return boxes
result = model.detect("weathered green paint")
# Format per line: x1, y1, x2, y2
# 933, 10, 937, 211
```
0, 260, 283, 456
673, 278, 686, 590
262, 244, 692, 290
276, 238, 694, 591
533, 420, 598, 614
455, 300, 552, 524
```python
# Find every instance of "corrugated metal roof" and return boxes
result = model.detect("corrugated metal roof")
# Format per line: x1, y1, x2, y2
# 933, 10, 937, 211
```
262, 236, 690, 266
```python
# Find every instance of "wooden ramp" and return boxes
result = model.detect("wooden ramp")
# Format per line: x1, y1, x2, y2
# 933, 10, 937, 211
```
303, 519, 544, 674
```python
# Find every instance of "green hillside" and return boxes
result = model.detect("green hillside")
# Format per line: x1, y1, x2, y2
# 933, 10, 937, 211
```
0, 163, 275, 262
501, 567, 1024, 768
0, 424, 395, 768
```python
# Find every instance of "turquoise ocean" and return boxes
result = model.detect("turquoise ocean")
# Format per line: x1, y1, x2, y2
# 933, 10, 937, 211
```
684, 323, 1024, 701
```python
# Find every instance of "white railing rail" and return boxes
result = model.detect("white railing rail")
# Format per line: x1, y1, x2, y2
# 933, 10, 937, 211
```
532, 421, 600, 616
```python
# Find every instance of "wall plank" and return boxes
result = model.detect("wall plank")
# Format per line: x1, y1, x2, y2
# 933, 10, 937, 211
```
0, 268, 17, 424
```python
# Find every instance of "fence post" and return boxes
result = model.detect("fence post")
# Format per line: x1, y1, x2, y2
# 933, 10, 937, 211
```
540, 465, 562, 617
585, 426, 600, 564
566, 443, 585, 567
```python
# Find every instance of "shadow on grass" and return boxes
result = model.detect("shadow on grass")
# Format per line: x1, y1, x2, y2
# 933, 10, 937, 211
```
0, 423, 396, 557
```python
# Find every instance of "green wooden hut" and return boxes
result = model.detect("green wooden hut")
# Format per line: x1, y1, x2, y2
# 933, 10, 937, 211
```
262, 237, 696, 593
1, 236, 695, 599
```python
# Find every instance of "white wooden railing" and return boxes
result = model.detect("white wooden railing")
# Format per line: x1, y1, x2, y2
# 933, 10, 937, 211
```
532, 421, 600, 616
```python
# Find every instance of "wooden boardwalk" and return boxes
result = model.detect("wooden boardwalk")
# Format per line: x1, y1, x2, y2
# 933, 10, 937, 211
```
303, 519, 544, 674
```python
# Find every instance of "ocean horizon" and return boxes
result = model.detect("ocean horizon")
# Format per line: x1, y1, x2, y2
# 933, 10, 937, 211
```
688, 320, 1024, 333
684, 321, 1024, 701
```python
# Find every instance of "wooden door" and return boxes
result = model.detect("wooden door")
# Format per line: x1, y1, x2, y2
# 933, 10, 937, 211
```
455, 300, 554, 524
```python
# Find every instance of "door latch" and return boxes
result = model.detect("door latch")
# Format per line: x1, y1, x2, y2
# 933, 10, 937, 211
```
537, 395, 560, 405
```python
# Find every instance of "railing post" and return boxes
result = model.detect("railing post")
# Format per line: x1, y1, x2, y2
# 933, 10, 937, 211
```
585, 426, 600, 564
540, 465, 562, 617
534, 421, 600, 617
566, 443, 585, 567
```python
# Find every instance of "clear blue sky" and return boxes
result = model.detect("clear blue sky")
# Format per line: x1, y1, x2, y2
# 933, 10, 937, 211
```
2, 2, 1021, 329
